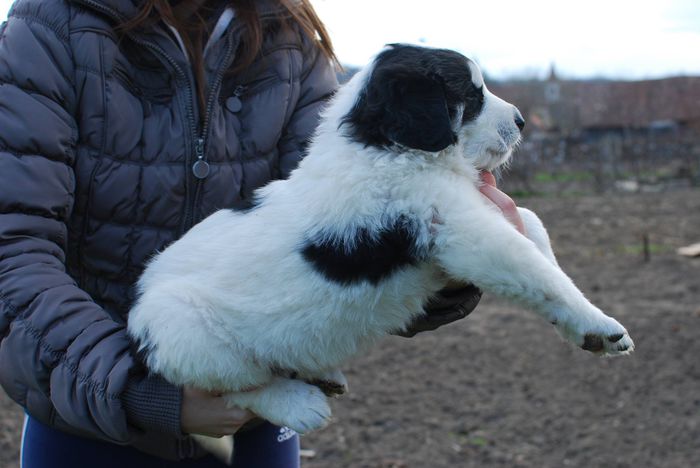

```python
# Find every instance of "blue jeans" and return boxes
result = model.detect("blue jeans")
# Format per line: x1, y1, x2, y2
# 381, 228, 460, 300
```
21, 415, 300, 468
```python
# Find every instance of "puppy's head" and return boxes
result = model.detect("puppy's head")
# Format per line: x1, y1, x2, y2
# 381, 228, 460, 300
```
341, 44, 524, 170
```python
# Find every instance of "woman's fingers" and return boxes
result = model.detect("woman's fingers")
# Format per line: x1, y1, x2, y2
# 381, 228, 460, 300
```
181, 385, 258, 436
480, 170, 497, 187
478, 171, 526, 235
226, 405, 256, 426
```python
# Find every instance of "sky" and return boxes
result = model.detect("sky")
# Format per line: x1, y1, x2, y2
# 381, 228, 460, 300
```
2, 0, 699, 80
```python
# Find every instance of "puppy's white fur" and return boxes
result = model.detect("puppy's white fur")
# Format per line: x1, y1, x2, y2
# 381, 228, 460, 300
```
128, 48, 633, 437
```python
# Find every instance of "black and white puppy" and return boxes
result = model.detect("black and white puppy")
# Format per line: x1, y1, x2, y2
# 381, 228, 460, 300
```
128, 44, 634, 438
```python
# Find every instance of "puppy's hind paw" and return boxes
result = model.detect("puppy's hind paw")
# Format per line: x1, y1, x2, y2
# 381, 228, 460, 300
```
282, 384, 332, 434
308, 379, 347, 397
225, 378, 332, 435
306, 369, 348, 397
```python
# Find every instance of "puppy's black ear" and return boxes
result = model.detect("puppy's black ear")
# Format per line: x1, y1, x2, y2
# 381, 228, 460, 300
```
382, 71, 457, 152
342, 66, 457, 152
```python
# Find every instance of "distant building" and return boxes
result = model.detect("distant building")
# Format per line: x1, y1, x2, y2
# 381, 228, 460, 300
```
489, 73, 700, 190
489, 74, 700, 136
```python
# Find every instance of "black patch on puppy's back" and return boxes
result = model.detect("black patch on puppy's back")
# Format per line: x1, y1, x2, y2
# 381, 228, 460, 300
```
301, 216, 427, 285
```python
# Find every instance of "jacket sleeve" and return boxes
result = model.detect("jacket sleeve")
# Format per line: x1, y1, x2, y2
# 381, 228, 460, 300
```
0, 0, 182, 443
277, 34, 339, 178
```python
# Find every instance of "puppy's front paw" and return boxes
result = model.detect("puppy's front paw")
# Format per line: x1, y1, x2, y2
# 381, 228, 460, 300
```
555, 313, 634, 356
580, 330, 634, 356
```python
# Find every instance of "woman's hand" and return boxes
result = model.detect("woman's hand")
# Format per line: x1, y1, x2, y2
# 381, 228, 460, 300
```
478, 171, 526, 235
395, 283, 482, 337
181, 386, 257, 437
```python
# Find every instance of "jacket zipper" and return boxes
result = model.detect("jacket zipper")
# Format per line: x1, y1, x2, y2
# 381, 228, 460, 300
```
180, 11, 284, 227
74, 0, 278, 233
75, 0, 200, 235
185, 32, 238, 228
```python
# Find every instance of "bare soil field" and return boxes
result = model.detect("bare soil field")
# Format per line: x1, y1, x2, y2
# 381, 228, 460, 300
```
2, 189, 700, 468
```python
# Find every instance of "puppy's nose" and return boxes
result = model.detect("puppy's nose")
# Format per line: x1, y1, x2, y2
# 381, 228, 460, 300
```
514, 110, 525, 132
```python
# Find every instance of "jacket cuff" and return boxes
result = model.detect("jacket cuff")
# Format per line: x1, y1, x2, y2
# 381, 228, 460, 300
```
122, 374, 183, 437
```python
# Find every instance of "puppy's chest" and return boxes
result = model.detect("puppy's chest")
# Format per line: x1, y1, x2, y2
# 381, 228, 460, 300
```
300, 213, 434, 286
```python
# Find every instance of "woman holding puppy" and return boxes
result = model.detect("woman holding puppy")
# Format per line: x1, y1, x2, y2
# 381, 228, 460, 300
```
0, 0, 520, 466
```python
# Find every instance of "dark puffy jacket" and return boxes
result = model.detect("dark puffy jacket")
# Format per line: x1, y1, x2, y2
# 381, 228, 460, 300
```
0, 0, 337, 459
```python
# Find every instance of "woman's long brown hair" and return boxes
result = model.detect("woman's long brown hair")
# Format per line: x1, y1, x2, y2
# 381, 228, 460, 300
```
119, 0, 338, 118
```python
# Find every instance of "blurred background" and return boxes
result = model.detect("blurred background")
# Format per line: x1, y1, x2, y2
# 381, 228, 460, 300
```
1, 1, 699, 467
316, 0, 700, 195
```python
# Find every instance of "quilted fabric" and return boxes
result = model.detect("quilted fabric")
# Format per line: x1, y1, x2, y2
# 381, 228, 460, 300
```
0, 0, 337, 459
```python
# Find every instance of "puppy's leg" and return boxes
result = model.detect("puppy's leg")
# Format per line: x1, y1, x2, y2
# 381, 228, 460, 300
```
436, 204, 633, 355
518, 207, 558, 266
224, 376, 331, 434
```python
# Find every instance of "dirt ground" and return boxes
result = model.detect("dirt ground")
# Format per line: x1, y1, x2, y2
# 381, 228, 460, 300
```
2, 189, 700, 468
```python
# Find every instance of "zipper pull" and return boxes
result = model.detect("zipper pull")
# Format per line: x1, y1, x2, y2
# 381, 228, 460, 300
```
233, 85, 247, 97
225, 85, 247, 113
192, 137, 210, 179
